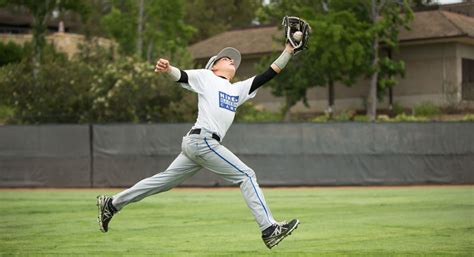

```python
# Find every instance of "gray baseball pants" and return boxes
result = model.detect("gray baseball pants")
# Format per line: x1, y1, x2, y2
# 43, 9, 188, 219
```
111, 129, 276, 231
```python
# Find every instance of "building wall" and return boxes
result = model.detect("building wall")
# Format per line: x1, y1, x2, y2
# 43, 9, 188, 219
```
0, 32, 115, 58
392, 42, 458, 107
391, 42, 473, 110
457, 43, 474, 107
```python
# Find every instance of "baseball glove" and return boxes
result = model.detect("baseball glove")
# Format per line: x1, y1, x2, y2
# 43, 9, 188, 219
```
282, 16, 312, 54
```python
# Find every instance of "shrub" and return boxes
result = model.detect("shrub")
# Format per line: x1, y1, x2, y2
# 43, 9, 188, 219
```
353, 115, 369, 122
0, 44, 197, 124
0, 105, 14, 124
391, 102, 406, 115
392, 113, 429, 122
377, 115, 391, 121
309, 114, 330, 122
235, 102, 282, 122
0, 58, 90, 123
413, 101, 441, 117
462, 114, 474, 121
88, 55, 197, 123
0, 41, 25, 66
332, 110, 355, 121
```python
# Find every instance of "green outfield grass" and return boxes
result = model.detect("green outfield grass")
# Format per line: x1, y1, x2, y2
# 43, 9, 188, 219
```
0, 186, 473, 256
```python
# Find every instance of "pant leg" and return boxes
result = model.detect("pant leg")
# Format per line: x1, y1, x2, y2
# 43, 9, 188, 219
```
194, 137, 276, 231
112, 152, 201, 210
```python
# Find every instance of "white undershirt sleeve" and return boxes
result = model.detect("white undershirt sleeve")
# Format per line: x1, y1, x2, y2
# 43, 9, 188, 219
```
167, 66, 181, 81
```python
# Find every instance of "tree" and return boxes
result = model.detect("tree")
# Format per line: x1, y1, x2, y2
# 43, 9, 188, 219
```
0, 46, 93, 123
101, 0, 195, 62
136, 0, 144, 57
327, 0, 412, 119
258, 0, 412, 120
0, 43, 197, 124
100, 0, 137, 56
257, 1, 370, 119
0, 0, 90, 80
257, 0, 324, 25
308, 11, 370, 116
0, 0, 200, 124
143, 0, 195, 62
365, 0, 413, 120
185, 0, 263, 44
79, 0, 109, 39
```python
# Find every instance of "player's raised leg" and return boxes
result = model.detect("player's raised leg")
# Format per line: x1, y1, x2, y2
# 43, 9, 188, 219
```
97, 152, 201, 232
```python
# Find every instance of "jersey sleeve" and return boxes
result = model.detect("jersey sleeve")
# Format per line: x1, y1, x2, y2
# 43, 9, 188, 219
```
179, 69, 208, 94
234, 76, 257, 106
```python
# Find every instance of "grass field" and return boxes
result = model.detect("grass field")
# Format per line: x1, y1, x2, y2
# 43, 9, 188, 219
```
0, 186, 473, 256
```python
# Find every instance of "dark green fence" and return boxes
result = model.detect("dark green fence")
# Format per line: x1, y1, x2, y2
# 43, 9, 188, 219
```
1, 123, 473, 187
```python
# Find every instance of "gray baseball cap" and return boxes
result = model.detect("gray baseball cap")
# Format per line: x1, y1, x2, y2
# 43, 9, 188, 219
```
205, 47, 241, 70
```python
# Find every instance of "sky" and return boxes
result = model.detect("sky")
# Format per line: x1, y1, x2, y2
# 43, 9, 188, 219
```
262, 0, 465, 5
438, 0, 464, 3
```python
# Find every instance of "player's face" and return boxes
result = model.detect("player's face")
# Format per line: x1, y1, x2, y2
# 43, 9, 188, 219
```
213, 57, 236, 74
217, 57, 234, 66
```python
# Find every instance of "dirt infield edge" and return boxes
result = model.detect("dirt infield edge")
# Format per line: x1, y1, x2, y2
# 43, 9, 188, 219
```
0, 185, 472, 192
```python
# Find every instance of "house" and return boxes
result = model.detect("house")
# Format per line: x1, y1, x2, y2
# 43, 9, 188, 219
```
0, 32, 114, 58
189, 6, 474, 115
0, 8, 114, 58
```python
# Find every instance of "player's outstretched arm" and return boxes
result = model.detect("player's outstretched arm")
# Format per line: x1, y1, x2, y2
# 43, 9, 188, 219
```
154, 58, 188, 83
248, 43, 294, 94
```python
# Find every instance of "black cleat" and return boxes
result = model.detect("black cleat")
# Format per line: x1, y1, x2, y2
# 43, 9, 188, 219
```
262, 219, 299, 249
96, 195, 116, 233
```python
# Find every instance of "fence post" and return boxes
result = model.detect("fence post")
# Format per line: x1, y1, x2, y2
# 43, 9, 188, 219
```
89, 124, 94, 188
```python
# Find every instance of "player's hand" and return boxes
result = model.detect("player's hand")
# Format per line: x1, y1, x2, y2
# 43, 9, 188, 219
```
155, 58, 171, 73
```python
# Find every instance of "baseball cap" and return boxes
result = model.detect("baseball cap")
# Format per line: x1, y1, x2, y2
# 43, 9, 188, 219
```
205, 47, 241, 70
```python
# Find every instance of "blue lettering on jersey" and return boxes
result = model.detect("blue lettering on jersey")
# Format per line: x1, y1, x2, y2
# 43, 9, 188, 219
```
218, 91, 239, 112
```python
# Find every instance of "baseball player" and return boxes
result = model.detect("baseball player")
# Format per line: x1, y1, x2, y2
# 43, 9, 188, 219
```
97, 42, 299, 249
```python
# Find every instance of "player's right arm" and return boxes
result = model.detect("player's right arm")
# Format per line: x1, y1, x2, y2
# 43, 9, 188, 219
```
154, 58, 209, 94
248, 43, 295, 94
154, 58, 188, 83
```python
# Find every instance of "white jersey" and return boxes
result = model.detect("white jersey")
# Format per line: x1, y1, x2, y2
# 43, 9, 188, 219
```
180, 69, 258, 139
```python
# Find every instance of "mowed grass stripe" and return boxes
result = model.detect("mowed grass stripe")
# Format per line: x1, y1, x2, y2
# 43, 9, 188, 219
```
0, 187, 472, 256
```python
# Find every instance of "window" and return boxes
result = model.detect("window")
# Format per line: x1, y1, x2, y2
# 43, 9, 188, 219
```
462, 58, 474, 101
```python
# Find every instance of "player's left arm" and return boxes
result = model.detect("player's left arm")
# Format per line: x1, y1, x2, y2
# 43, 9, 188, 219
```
248, 43, 295, 94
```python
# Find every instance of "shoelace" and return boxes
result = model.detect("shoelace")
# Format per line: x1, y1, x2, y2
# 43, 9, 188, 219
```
270, 221, 288, 237
102, 200, 113, 219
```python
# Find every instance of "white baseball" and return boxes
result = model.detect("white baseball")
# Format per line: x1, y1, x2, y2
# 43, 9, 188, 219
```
293, 31, 303, 42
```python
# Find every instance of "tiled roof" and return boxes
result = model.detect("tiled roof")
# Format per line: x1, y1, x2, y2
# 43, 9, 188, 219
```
189, 10, 474, 59
399, 10, 474, 41
189, 26, 283, 59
